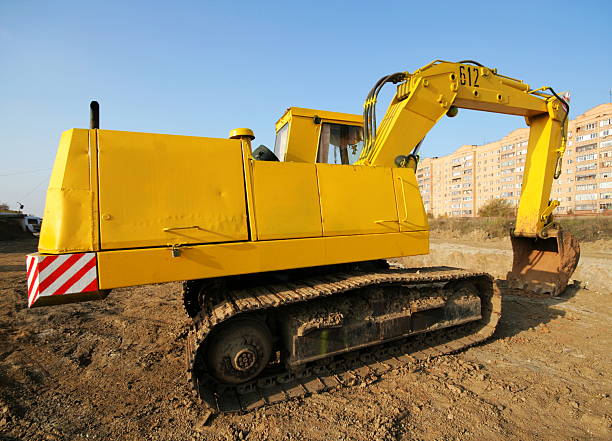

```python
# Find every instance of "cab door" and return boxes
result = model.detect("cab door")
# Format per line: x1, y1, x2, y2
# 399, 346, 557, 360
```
315, 122, 400, 236
317, 163, 400, 236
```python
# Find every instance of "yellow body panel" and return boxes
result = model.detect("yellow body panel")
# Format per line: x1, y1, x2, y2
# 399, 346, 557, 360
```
39, 129, 98, 253
392, 168, 428, 232
97, 231, 428, 289
97, 130, 248, 249
252, 161, 322, 240
316, 164, 399, 236
282, 113, 322, 163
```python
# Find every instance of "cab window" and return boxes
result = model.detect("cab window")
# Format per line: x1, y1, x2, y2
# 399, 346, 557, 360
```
317, 123, 364, 165
274, 122, 289, 161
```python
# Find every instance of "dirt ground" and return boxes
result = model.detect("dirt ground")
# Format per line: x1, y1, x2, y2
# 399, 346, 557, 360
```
1, 238, 610, 441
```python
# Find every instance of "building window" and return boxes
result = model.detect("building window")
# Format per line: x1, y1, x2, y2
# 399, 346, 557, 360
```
583, 122, 596, 130
577, 183, 597, 191
576, 174, 596, 181
576, 143, 597, 153
576, 133, 598, 142
577, 153, 597, 162
576, 204, 596, 210
576, 163, 597, 172
575, 193, 598, 201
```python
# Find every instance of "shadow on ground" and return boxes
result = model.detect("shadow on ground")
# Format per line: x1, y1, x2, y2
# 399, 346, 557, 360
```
490, 281, 581, 342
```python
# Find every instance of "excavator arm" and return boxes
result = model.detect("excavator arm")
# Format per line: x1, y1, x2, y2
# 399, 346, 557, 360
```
359, 60, 579, 294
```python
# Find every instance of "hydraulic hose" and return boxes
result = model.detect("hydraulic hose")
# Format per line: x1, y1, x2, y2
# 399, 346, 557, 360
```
363, 72, 405, 156
546, 87, 570, 179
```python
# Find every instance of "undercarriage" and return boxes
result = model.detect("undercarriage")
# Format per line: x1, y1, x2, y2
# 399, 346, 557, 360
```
184, 263, 501, 413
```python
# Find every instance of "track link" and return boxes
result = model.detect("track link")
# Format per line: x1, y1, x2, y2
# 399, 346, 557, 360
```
186, 266, 501, 413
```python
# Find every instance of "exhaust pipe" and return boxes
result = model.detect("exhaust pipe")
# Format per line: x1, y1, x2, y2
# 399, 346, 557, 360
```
90, 100, 100, 129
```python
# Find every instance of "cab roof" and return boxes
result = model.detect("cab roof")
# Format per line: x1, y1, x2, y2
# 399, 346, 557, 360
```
275, 107, 363, 132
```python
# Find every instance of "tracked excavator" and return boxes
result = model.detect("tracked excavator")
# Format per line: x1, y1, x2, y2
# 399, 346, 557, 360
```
26, 60, 580, 412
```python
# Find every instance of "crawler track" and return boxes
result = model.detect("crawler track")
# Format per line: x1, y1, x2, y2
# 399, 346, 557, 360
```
186, 266, 501, 413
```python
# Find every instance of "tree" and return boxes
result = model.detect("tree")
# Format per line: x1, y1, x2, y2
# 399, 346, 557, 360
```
0, 202, 9, 211
478, 198, 514, 217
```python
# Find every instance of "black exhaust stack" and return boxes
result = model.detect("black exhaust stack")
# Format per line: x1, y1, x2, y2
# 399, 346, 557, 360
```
90, 101, 100, 129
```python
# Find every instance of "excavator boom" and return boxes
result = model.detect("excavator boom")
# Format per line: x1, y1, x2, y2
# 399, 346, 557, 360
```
357, 60, 579, 294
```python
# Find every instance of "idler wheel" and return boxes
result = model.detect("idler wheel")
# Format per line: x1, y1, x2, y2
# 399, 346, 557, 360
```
204, 317, 272, 384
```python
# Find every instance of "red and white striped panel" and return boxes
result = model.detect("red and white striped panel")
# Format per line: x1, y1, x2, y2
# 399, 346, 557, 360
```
26, 252, 99, 307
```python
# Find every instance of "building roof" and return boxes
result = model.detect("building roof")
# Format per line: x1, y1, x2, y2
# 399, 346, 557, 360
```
573, 103, 612, 120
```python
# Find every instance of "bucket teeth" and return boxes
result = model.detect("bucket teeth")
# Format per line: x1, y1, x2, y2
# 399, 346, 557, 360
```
507, 229, 580, 296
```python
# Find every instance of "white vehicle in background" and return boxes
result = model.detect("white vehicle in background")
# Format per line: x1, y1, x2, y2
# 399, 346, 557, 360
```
21, 215, 42, 235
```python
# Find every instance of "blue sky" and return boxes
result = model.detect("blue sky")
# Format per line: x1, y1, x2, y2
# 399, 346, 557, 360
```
1, 0, 611, 216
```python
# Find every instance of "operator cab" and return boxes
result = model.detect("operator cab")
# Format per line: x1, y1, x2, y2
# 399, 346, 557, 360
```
271, 107, 364, 164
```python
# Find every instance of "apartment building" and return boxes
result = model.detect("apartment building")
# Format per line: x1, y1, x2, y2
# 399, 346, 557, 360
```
417, 103, 612, 217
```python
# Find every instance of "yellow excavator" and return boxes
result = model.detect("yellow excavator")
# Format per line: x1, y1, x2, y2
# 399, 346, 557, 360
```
26, 60, 579, 412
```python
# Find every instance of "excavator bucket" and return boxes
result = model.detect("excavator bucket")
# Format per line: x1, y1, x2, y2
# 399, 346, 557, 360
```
506, 229, 580, 296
